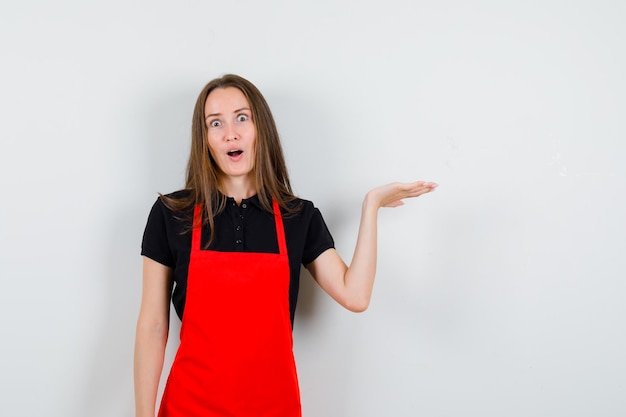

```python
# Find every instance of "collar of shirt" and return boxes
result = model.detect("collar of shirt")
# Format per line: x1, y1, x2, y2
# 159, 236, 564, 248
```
222, 194, 266, 211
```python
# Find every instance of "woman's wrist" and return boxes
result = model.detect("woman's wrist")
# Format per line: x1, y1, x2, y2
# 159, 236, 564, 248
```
363, 190, 382, 212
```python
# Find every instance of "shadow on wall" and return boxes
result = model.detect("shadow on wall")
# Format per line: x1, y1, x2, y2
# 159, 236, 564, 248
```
295, 266, 321, 323
73, 207, 145, 416
72, 86, 196, 417
293, 205, 362, 417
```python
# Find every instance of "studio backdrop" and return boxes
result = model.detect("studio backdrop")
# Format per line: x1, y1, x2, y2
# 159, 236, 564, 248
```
1, 1, 625, 416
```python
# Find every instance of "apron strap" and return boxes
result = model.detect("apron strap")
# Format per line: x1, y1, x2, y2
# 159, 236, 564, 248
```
272, 200, 288, 257
191, 204, 203, 251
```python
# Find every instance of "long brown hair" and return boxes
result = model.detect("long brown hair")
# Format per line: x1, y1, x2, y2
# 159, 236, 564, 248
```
161, 74, 299, 243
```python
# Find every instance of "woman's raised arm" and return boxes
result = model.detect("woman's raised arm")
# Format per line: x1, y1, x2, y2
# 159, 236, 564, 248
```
307, 181, 437, 312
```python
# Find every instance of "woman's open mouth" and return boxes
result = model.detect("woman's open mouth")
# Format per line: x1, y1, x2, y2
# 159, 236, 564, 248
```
227, 150, 243, 157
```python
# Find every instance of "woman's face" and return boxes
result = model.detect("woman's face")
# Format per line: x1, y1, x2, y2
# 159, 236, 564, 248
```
204, 87, 256, 183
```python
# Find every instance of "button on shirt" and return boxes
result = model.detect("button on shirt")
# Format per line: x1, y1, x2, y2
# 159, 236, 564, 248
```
141, 190, 335, 325
232, 201, 245, 245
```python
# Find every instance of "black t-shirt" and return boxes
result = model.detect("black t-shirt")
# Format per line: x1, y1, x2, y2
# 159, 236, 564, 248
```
141, 191, 335, 325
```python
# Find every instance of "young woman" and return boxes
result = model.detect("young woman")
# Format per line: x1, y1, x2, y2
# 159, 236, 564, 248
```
134, 74, 437, 417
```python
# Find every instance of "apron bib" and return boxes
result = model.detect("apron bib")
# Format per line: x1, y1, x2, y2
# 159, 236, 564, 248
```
158, 201, 301, 417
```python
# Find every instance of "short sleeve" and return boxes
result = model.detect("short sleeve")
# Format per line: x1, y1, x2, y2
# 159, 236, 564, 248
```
301, 207, 334, 266
141, 198, 175, 268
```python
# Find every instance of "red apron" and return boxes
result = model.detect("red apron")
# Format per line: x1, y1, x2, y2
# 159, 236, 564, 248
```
158, 201, 301, 417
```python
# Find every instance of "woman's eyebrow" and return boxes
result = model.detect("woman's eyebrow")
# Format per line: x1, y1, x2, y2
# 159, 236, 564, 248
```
204, 108, 250, 120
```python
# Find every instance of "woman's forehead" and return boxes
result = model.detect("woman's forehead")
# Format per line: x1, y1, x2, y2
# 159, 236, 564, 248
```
204, 87, 250, 115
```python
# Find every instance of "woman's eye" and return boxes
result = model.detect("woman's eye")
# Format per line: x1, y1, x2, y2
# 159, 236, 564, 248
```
237, 114, 248, 122
210, 120, 221, 128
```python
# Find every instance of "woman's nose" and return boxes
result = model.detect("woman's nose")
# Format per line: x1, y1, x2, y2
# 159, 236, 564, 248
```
224, 124, 238, 141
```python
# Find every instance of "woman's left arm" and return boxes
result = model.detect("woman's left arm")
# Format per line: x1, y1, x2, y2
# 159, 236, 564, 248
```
306, 181, 437, 312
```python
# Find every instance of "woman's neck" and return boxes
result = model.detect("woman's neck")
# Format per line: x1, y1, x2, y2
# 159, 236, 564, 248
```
219, 176, 257, 205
